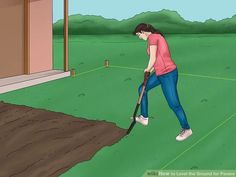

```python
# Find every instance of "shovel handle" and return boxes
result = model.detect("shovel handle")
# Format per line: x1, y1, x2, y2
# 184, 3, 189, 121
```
144, 71, 150, 85
137, 72, 150, 104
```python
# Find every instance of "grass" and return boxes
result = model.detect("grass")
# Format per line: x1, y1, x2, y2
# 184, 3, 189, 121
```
1, 34, 236, 177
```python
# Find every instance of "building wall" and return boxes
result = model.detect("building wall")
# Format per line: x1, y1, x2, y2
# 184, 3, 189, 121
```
30, 0, 52, 74
0, 0, 24, 79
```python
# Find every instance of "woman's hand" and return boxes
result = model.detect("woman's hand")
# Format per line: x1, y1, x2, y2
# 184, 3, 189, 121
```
144, 67, 154, 73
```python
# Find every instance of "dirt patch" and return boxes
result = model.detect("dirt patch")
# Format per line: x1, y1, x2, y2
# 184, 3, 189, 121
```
0, 101, 126, 177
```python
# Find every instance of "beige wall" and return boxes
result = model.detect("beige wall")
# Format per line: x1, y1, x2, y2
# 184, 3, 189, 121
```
0, 0, 24, 79
30, 0, 52, 74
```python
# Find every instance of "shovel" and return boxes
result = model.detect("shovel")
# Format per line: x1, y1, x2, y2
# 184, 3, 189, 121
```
126, 71, 150, 135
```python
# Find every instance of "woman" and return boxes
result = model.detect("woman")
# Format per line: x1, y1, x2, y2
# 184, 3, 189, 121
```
132, 23, 192, 141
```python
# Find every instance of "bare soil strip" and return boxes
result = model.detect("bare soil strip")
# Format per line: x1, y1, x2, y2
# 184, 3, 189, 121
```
0, 101, 126, 177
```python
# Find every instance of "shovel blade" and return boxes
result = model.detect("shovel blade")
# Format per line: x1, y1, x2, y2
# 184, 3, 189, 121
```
126, 120, 136, 135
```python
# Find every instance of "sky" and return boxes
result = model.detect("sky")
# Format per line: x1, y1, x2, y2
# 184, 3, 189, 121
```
53, 0, 236, 23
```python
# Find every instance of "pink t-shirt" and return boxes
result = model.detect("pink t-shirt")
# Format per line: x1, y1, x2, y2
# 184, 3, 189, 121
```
147, 34, 176, 76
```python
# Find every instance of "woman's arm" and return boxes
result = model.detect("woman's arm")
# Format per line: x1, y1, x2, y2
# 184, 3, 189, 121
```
150, 67, 154, 73
145, 45, 157, 72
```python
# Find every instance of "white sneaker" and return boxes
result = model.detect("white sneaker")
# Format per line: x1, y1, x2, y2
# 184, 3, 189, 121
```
176, 129, 193, 141
130, 115, 148, 126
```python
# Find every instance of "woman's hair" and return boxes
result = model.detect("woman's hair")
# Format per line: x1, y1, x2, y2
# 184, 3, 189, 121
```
132, 23, 164, 37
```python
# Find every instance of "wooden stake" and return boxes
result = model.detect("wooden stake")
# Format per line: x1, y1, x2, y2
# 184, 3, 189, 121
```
71, 69, 76, 77
104, 60, 109, 68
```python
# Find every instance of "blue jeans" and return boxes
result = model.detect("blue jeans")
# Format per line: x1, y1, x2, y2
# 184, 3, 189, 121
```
138, 68, 190, 129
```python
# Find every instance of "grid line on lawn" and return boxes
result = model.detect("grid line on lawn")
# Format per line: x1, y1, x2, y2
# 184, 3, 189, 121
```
160, 112, 236, 170
110, 65, 236, 82
180, 73, 236, 82
74, 65, 236, 82
75, 66, 105, 77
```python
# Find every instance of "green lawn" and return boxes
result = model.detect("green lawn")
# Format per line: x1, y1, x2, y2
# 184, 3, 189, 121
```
1, 34, 236, 177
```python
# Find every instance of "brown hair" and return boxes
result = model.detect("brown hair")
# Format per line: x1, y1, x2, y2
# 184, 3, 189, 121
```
132, 23, 164, 37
